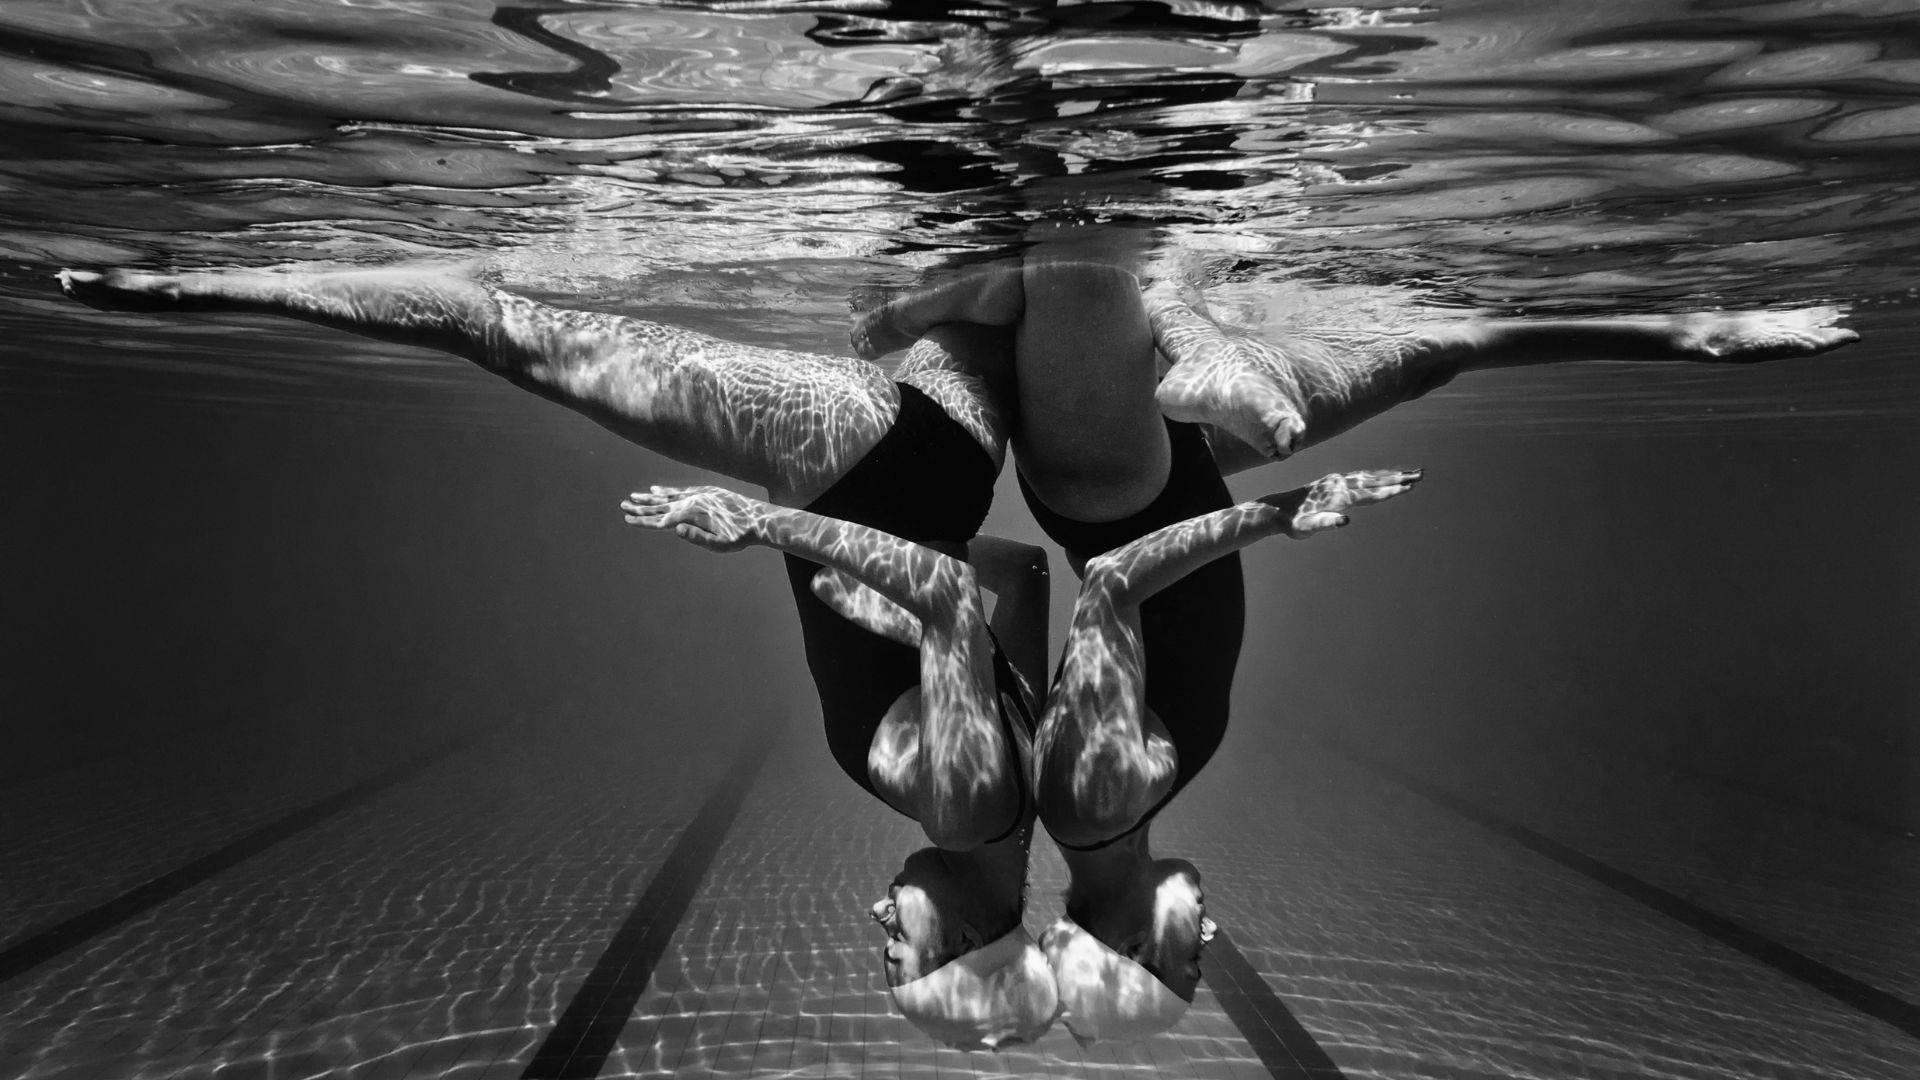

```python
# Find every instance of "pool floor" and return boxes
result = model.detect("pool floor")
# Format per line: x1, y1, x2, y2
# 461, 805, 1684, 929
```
1, 712, 1915, 1080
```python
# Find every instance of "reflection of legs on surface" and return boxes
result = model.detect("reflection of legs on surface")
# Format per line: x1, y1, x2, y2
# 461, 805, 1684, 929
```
621, 483, 1022, 851
1149, 281, 1860, 470
60, 266, 901, 504
1035, 469, 1422, 847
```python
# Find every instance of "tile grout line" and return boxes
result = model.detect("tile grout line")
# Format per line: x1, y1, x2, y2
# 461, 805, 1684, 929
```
1202, 928, 1346, 1079
518, 730, 777, 1079
1320, 733, 1920, 1045
0, 729, 493, 987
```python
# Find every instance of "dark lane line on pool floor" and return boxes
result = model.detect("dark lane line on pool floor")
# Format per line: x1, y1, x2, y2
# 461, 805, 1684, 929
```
0, 732, 484, 987
1205, 930, 1347, 1079
521, 735, 774, 1080
1325, 738, 1920, 1044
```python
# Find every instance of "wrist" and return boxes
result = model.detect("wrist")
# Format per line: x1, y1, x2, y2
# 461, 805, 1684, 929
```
747, 503, 783, 546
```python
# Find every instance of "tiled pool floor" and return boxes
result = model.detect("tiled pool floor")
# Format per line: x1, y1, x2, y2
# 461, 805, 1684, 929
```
2, 716, 1915, 1080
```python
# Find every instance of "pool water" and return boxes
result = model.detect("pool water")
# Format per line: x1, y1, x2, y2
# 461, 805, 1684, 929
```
2, 2, 1917, 1078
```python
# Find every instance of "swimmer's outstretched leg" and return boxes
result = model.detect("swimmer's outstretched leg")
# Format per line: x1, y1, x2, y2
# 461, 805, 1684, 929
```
621, 484, 1026, 850
1149, 282, 1860, 470
1035, 468, 1422, 845
58, 266, 903, 505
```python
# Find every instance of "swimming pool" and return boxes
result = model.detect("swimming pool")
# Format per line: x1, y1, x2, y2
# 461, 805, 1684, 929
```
3, 2, 1916, 1077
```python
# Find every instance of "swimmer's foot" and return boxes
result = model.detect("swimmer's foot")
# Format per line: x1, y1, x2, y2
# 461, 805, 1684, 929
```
1156, 353, 1309, 461
59, 268, 217, 312
851, 304, 918, 360
1668, 307, 1858, 362
1282, 468, 1423, 536
1147, 284, 1309, 460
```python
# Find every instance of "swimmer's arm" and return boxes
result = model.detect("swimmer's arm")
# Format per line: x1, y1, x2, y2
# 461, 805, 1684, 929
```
747, 505, 1017, 849
620, 485, 971, 625
968, 536, 1050, 697
810, 535, 1050, 696
1089, 469, 1424, 603
808, 571, 923, 648
623, 484, 1017, 849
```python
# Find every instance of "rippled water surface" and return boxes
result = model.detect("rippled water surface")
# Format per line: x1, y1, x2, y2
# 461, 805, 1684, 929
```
7, 0, 1920, 416
5, 3, 1919, 1080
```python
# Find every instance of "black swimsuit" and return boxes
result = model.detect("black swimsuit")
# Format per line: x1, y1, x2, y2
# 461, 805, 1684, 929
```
1018, 418, 1245, 848
783, 381, 1015, 799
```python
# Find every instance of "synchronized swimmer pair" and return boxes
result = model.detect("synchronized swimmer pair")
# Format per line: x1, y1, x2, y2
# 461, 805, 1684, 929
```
59, 247, 1855, 1049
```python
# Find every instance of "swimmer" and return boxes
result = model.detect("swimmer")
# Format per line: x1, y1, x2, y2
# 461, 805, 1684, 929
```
619, 484, 1061, 1049
854, 250, 1275, 1043
848, 245, 1855, 1042
55, 263, 1048, 1048
623, 467, 1419, 1046
855, 260, 1860, 469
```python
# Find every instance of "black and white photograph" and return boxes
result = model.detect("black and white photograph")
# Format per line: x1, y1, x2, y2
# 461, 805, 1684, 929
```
3, 1, 1916, 1077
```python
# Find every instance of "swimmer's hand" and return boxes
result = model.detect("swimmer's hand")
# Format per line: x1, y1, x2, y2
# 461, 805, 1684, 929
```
621, 484, 765, 553
1276, 468, 1423, 536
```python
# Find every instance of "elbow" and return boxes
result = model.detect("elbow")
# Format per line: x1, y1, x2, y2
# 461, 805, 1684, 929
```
909, 557, 978, 621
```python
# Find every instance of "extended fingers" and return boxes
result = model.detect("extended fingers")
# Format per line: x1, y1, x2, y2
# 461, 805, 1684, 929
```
1355, 484, 1414, 504
621, 485, 704, 526
621, 501, 675, 527
1361, 469, 1421, 499
1338, 469, 1422, 501
1353, 468, 1423, 487
1297, 511, 1348, 533
627, 483, 706, 502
